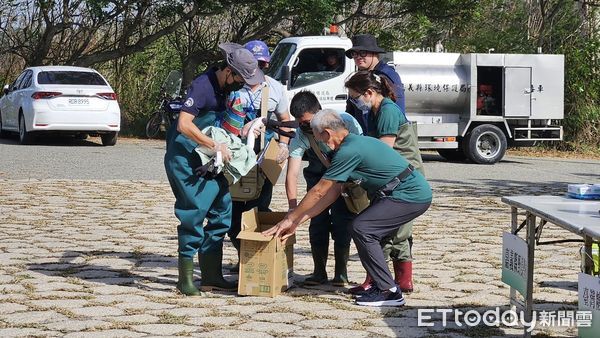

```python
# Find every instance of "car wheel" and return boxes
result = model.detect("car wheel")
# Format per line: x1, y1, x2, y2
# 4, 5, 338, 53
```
101, 131, 118, 146
463, 124, 507, 164
0, 111, 6, 138
18, 113, 34, 145
145, 111, 163, 138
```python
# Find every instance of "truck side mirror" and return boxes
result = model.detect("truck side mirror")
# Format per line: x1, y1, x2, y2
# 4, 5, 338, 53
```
3, 84, 8, 95
281, 66, 290, 86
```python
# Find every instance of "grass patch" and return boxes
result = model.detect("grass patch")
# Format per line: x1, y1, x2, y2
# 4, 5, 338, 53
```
157, 312, 189, 324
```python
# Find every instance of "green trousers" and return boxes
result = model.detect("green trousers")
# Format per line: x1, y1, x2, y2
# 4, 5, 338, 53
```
381, 220, 413, 262
164, 121, 232, 259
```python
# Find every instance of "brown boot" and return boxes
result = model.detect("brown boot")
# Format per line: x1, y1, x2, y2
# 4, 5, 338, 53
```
393, 261, 413, 293
348, 274, 373, 295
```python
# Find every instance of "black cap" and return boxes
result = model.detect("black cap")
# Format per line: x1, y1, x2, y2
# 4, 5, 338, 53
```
345, 34, 385, 59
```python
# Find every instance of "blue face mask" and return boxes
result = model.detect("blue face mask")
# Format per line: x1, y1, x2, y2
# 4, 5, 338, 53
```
350, 95, 372, 111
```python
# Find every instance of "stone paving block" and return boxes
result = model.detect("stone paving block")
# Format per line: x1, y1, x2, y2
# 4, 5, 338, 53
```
109, 314, 160, 324
44, 319, 112, 332
0, 328, 49, 337
147, 307, 212, 317
29, 299, 89, 309
195, 329, 274, 338
62, 329, 146, 338
251, 312, 305, 324
298, 319, 356, 329
237, 321, 302, 334
115, 301, 175, 311
365, 326, 432, 337
92, 285, 139, 295
32, 282, 87, 292
294, 328, 371, 337
186, 315, 241, 327
0, 310, 68, 324
130, 323, 197, 335
0, 284, 26, 293
91, 294, 147, 304
0, 303, 28, 314
70, 306, 125, 317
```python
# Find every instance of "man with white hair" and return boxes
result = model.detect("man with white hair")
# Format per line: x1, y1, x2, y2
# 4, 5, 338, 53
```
264, 109, 432, 307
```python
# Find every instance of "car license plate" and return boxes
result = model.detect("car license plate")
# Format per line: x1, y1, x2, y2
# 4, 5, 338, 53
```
69, 98, 89, 105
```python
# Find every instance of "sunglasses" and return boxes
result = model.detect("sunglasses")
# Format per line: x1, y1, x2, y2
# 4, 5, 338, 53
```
348, 91, 367, 106
350, 50, 370, 58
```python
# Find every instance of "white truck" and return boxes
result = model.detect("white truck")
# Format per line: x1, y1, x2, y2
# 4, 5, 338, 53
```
265, 35, 564, 164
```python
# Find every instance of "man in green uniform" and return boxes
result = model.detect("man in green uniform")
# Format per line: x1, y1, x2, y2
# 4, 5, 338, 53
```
264, 109, 431, 307
285, 91, 362, 286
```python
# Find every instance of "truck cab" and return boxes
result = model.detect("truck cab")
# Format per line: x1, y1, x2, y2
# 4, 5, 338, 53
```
265, 36, 353, 112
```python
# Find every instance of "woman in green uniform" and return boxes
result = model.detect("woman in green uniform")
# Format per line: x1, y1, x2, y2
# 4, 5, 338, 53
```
164, 43, 264, 296
345, 70, 425, 294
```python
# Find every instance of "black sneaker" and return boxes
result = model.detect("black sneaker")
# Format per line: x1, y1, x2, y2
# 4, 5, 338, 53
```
354, 284, 378, 298
355, 288, 405, 307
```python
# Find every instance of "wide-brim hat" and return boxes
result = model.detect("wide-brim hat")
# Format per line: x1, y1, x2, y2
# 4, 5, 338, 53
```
345, 34, 385, 59
219, 42, 265, 85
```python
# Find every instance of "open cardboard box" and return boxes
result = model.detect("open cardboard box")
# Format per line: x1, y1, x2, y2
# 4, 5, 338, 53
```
236, 208, 295, 297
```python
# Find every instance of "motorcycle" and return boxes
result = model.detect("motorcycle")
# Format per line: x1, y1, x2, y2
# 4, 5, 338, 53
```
145, 70, 183, 138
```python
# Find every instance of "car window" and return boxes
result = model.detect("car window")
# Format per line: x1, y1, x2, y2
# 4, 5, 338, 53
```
290, 48, 345, 89
11, 72, 27, 91
19, 71, 33, 90
37, 71, 107, 85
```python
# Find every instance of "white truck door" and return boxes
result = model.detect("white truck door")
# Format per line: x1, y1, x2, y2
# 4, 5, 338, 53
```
504, 67, 532, 117
286, 47, 352, 112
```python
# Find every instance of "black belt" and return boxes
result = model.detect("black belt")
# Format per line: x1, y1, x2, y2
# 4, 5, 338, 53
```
372, 164, 415, 199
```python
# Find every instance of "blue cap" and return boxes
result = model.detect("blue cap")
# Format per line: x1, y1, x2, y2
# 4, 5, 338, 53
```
244, 40, 270, 62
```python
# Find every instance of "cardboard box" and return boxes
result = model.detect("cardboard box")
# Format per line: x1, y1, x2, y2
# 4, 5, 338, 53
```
236, 208, 295, 297
258, 138, 285, 185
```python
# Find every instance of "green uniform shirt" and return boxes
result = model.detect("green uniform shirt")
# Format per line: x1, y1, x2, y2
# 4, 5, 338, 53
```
322, 134, 432, 204
368, 97, 407, 137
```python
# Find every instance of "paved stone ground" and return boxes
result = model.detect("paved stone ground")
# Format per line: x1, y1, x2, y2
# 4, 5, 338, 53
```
0, 177, 585, 337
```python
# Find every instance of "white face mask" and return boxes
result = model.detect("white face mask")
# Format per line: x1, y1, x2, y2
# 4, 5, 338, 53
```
350, 94, 372, 111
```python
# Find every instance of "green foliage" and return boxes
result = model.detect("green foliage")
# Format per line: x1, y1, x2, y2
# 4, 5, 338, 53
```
560, 38, 600, 148
95, 37, 182, 136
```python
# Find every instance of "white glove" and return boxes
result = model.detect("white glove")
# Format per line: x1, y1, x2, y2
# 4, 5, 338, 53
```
276, 142, 289, 164
213, 142, 232, 163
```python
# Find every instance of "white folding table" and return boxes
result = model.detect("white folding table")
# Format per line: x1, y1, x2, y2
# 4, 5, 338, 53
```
501, 195, 600, 337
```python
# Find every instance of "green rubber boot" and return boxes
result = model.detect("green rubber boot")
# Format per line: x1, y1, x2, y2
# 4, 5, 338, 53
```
304, 244, 329, 286
331, 246, 350, 287
199, 251, 237, 291
176, 256, 200, 296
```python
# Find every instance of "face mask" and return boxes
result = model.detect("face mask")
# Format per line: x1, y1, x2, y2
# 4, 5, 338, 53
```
352, 96, 372, 111
223, 74, 244, 93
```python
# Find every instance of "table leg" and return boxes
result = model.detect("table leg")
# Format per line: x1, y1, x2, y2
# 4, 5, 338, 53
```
510, 207, 518, 309
584, 235, 593, 275
524, 212, 536, 337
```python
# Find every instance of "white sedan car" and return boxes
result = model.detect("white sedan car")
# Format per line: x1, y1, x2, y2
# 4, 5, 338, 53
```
0, 66, 121, 145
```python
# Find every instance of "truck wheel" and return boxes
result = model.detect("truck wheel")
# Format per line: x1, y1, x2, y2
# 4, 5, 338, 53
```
437, 149, 467, 162
101, 132, 118, 146
463, 124, 507, 164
